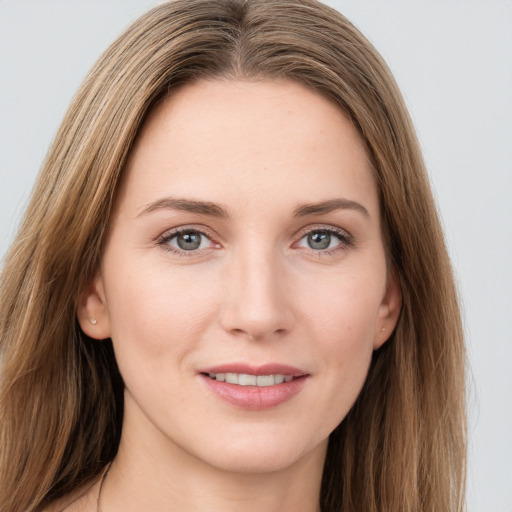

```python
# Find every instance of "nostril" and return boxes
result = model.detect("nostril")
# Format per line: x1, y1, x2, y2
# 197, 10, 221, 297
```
218, 288, 294, 341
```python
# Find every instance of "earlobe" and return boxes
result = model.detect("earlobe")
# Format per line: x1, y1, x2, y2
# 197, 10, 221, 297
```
77, 273, 111, 340
374, 269, 402, 350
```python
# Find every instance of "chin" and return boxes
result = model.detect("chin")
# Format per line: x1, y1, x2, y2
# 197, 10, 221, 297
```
207, 453, 304, 475
193, 431, 328, 475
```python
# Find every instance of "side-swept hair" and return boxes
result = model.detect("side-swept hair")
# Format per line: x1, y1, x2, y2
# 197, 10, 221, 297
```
0, 1, 466, 510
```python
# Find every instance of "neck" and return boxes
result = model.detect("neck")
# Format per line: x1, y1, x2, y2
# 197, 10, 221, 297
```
101, 397, 326, 512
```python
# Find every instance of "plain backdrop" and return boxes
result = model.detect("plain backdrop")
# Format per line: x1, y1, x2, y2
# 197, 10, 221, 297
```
1, 1, 511, 510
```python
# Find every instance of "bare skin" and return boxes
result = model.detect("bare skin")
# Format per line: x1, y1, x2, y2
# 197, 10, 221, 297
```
49, 79, 400, 512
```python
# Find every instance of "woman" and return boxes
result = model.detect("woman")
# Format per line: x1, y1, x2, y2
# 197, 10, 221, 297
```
0, 1, 466, 511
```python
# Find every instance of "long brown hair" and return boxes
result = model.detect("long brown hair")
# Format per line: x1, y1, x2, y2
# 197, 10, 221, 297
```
0, 1, 466, 510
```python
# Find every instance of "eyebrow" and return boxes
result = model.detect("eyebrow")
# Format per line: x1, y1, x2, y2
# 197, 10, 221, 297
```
293, 198, 370, 218
137, 197, 229, 218
137, 196, 369, 219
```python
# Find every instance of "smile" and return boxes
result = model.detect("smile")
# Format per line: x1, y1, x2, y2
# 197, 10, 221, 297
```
206, 373, 294, 386
199, 364, 309, 410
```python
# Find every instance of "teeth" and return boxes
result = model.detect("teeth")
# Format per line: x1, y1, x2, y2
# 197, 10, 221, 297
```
207, 373, 295, 386
256, 375, 274, 386
239, 374, 257, 386
225, 373, 239, 384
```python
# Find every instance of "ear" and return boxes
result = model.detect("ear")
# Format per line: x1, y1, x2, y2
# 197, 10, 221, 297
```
77, 273, 111, 340
374, 268, 402, 350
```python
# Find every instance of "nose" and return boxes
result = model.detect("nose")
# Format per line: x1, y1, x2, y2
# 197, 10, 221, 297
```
218, 246, 294, 341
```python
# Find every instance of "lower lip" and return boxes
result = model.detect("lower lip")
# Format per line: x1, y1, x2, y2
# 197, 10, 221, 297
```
200, 374, 308, 410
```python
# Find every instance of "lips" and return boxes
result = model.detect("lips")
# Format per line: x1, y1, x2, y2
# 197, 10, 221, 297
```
198, 363, 309, 410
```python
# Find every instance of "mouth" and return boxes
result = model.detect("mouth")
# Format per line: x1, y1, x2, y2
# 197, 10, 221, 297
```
198, 364, 309, 410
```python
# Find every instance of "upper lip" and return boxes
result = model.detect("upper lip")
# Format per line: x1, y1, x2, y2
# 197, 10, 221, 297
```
198, 363, 308, 377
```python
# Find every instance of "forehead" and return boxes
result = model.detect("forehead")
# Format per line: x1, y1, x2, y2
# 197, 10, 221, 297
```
117, 79, 378, 218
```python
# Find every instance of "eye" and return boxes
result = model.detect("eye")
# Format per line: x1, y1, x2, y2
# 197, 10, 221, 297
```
159, 228, 214, 253
296, 228, 352, 252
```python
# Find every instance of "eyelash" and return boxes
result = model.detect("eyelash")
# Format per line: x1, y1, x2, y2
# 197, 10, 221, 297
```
157, 225, 353, 257
294, 225, 354, 256
157, 226, 219, 256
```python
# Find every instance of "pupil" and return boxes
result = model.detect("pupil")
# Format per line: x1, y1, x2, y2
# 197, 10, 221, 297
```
177, 231, 201, 250
308, 231, 331, 250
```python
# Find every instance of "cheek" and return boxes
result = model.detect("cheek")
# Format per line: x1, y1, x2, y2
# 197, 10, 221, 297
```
297, 264, 384, 348
294, 264, 385, 419
311, 286, 377, 387
103, 258, 221, 365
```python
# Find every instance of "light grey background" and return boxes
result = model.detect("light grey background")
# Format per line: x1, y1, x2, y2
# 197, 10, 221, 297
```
1, 1, 511, 510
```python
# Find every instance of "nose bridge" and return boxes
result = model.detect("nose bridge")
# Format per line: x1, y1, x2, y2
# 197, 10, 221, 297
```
220, 238, 292, 340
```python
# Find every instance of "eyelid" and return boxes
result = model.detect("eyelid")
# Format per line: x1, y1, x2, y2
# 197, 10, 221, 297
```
156, 225, 220, 254
155, 223, 353, 256
294, 223, 353, 241
293, 224, 354, 252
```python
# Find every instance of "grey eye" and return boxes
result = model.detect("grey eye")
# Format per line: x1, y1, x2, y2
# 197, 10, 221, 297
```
307, 231, 332, 250
297, 229, 348, 252
172, 231, 207, 251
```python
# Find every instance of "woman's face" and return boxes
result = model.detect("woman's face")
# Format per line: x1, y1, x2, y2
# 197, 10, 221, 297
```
80, 79, 400, 475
